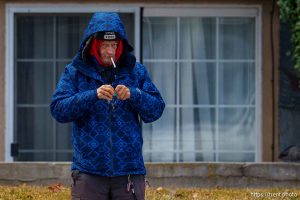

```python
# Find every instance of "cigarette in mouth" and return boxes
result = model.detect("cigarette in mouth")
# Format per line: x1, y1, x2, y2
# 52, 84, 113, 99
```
111, 57, 117, 68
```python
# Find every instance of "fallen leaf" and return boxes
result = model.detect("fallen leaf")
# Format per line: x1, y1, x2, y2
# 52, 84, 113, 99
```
48, 183, 63, 193
193, 193, 198, 198
156, 187, 163, 191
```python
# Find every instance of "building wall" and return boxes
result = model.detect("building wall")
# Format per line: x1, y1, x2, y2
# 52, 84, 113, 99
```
1, 162, 300, 188
0, 0, 280, 162
0, 1, 5, 161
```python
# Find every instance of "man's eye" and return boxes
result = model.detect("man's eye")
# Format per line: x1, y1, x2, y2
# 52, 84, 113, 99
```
101, 43, 118, 49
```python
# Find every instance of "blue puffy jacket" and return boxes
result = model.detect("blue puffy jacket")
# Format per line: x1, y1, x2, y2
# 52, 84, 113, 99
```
50, 13, 165, 176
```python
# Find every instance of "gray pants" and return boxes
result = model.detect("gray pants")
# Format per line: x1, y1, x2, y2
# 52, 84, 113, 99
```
71, 171, 145, 200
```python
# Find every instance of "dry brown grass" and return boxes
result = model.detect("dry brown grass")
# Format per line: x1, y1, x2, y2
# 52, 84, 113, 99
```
0, 184, 299, 200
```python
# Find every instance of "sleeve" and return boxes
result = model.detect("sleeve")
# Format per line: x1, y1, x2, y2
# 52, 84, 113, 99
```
129, 64, 165, 123
50, 66, 98, 123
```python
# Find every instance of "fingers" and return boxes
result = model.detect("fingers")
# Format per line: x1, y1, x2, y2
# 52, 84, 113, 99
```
97, 85, 131, 101
115, 85, 131, 100
97, 85, 115, 100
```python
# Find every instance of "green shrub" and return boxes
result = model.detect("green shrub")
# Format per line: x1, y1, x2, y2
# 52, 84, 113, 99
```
278, 0, 300, 78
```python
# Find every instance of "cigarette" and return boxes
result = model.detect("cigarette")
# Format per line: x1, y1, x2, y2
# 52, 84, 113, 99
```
111, 57, 117, 68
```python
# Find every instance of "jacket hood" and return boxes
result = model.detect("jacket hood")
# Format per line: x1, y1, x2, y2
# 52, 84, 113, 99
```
71, 12, 135, 81
79, 12, 133, 54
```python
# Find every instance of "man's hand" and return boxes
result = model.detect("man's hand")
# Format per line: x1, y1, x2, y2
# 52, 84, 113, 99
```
115, 85, 130, 100
97, 85, 115, 101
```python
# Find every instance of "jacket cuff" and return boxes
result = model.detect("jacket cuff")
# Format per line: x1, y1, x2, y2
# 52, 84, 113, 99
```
129, 87, 142, 104
80, 90, 98, 110
80, 89, 98, 109
85, 89, 98, 101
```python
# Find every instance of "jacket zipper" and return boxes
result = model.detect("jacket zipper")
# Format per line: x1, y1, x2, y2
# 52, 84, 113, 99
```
109, 79, 117, 176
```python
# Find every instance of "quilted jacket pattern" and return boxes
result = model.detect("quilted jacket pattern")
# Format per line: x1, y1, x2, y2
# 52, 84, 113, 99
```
50, 13, 165, 176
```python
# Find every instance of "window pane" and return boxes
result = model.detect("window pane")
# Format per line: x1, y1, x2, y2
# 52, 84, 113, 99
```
180, 62, 216, 105
143, 17, 177, 59
15, 13, 136, 162
142, 14, 257, 163
219, 62, 255, 105
56, 152, 73, 161
180, 152, 216, 162
219, 18, 255, 60
56, 15, 91, 59
219, 152, 255, 162
17, 107, 53, 150
180, 17, 216, 59
218, 108, 255, 151
180, 108, 216, 161
119, 13, 135, 50
18, 152, 54, 161
145, 62, 176, 104
17, 62, 53, 104
143, 108, 176, 162
17, 16, 53, 59
143, 152, 175, 163
56, 123, 72, 150
56, 62, 71, 83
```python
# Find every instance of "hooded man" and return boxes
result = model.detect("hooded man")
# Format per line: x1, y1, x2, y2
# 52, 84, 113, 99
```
50, 12, 165, 200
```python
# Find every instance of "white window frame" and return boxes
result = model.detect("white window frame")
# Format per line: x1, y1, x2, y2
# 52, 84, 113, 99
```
143, 5, 262, 162
5, 3, 141, 162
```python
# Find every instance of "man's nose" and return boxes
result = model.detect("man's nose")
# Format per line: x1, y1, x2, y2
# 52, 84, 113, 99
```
106, 47, 115, 54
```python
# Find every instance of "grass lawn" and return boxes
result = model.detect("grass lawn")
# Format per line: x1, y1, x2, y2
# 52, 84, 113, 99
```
0, 184, 299, 199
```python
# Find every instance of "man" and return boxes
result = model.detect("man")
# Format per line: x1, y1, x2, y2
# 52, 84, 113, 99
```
50, 12, 165, 200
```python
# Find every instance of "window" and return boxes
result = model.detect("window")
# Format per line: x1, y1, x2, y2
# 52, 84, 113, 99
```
11, 12, 135, 161
142, 8, 260, 162
6, 5, 260, 163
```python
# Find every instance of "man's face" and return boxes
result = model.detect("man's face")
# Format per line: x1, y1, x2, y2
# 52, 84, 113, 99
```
99, 40, 119, 65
